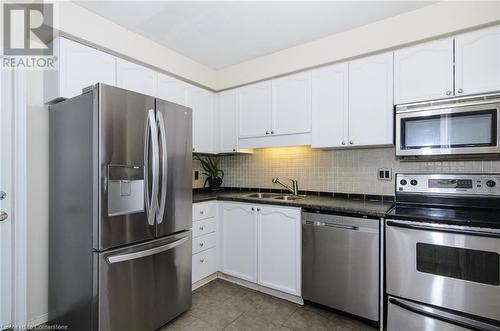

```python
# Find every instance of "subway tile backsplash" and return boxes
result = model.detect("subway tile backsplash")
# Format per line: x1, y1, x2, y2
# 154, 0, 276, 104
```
193, 146, 500, 195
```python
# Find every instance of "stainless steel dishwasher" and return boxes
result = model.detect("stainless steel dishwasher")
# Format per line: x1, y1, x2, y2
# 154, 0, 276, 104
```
302, 209, 380, 322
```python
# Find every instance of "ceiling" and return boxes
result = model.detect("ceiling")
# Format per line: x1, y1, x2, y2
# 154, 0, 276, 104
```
74, 1, 436, 70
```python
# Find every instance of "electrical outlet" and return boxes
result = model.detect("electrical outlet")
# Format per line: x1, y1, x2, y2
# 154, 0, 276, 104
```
194, 170, 199, 181
377, 168, 392, 181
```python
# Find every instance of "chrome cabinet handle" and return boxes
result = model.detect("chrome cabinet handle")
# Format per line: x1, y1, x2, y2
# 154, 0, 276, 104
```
199, 226, 204, 231
199, 242, 204, 247
341, 141, 346, 145
232, 149, 236, 152
271, 131, 274, 134
0, 211, 8, 222
200, 211, 204, 214
144, 109, 159, 227
349, 140, 354, 145
251, 207, 254, 211
257, 208, 260, 212
0, 191, 6, 200
446, 90, 452, 96
200, 258, 204, 263
107, 236, 189, 264
156, 111, 167, 224
265, 131, 269, 135
457, 88, 463, 94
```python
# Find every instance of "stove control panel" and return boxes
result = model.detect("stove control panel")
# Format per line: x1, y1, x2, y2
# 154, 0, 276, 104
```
396, 173, 500, 196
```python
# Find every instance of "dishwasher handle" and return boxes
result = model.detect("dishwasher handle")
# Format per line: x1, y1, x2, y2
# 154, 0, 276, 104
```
304, 220, 359, 231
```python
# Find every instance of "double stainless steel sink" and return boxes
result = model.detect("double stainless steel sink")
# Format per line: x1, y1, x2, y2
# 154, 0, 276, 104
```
245, 193, 306, 201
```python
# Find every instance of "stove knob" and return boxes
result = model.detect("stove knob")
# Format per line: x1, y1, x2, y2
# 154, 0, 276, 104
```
410, 179, 418, 186
486, 180, 496, 188
400, 179, 408, 186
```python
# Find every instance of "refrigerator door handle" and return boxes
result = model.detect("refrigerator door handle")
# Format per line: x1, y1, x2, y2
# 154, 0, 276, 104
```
144, 109, 159, 226
156, 111, 167, 224
106, 236, 189, 264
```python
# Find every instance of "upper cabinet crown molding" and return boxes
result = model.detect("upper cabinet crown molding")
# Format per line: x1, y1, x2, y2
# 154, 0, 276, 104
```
116, 58, 157, 97
455, 25, 500, 97
44, 37, 116, 103
394, 38, 454, 104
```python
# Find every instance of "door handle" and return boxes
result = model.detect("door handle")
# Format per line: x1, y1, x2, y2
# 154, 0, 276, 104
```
0, 211, 8, 222
156, 111, 167, 224
107, 235, 189, 264
144, 109, 159, 226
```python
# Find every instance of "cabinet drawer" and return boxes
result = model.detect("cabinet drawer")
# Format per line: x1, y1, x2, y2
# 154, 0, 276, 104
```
192, 247, 216, 284
193, 202, 216, 221
192, 218, 216, 238
192, 232, 216, 254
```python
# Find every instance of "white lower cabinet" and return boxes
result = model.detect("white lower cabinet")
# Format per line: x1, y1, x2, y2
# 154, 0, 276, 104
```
192, 248, 216, 284
221, 203, 258, 282
192, 202, 218, 284
220, 202, 301, 296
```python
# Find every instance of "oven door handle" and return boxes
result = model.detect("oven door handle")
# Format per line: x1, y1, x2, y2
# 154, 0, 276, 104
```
389, 297, 500, 331
386, 220, 500, 238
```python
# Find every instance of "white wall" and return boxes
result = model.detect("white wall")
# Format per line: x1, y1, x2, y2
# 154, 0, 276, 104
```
216, 1, 500, 89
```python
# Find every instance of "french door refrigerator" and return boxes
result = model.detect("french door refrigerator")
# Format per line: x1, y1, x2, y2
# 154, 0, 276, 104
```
49, 84, 192, 331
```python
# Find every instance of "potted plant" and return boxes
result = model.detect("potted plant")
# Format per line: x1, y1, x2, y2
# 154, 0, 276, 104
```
194, 155, 224, 190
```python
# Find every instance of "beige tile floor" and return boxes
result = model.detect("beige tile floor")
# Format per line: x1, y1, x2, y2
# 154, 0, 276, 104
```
160, 279, 377, 331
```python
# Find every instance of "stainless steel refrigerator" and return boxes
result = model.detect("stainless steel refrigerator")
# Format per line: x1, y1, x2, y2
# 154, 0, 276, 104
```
49, 84, 192, 331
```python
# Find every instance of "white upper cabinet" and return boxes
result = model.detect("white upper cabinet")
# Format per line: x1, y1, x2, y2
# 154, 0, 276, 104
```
44, 37, 116, 103
239, 81, 272, 138
311, 63, 349, 148
219, 90, 239, 153
221, 203, 257, 283
455, 26, 500, 96
349, 52, 394, 147
394, 38, 454, 104
116, 58, 157, 97
156, 73, 188, 106
188, 86, 217, 154
271, 72, 311, 135
258, 206, 301, 296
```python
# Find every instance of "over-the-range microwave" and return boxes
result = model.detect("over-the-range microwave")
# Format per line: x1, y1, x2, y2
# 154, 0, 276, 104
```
395, 93, 500, 159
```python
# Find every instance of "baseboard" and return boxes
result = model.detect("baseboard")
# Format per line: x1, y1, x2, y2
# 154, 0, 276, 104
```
27, 312, 49, 328
193, 272, 304, 305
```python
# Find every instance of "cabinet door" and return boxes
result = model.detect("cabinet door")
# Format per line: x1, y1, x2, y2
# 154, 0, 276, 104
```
188, 87, 216, 154
349, 52, 394, 147
394, 38, 454, 103
455, 26, 500, 96
221, 203, 257, 282
311, 63, 348, 148
219, 90, 239, 153
239, 81, 271, 138
45, 37, 116, 102
116, 58, 157, 96
258, 206, 301, 296
157, 73, 188, 106
271, 72, 311, 135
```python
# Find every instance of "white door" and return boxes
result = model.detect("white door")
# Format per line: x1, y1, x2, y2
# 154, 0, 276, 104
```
219, 90, 239, 153
116, 58, 157, 97
311, 63, 349, 148
394, 38, 454, 103
44, 37, 116, 103
349, 52, 394, 147
257, 206, 301, 296
455, 26, 500, 96
271, 72, 311, 135
221, 203, 257, 282
239, 81, 271, 138
0, 69, 12, 328
188, 87, 216, 154
156, 73, 188, 106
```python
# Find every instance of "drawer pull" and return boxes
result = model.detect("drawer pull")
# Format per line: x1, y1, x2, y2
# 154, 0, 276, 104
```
199, 242, 204, 247
199, 226, 204, 231
200, 211, 204, 214
200, 258, 204, 263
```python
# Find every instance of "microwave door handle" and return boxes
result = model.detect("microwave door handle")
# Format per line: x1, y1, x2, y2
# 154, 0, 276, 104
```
156, 111, 167, 224
144, 109, 159, 226
389, 297, 500, 331
106, 236, 189, 264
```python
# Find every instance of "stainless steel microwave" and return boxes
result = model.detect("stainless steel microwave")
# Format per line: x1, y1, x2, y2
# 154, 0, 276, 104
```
396, 94, 500, 158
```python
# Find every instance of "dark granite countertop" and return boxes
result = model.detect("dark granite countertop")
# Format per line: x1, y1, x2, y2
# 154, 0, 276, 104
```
193, 190, 393, 218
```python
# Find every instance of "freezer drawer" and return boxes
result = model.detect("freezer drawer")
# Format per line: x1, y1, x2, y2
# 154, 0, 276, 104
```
387, 296, 500, 331
98, 231, 192, 331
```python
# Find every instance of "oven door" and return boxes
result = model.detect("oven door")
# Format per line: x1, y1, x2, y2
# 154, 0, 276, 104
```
386, 219, 500, 321
395, 103, 500, 157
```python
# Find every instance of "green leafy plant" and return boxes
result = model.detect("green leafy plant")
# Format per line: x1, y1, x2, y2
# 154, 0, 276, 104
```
194, 155, 224, 188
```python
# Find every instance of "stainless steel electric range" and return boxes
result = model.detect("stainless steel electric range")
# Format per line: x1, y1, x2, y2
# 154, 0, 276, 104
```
385, 173, 500, 331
